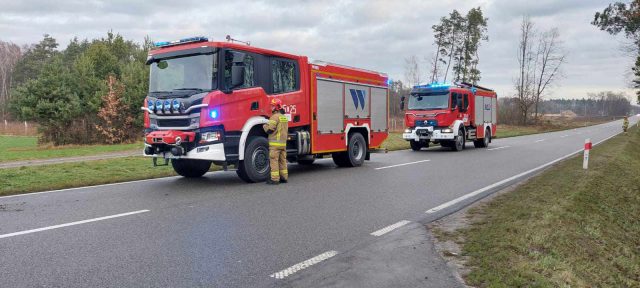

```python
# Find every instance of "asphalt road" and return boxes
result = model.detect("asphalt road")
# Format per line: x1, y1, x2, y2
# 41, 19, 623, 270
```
0, 117, 636, 287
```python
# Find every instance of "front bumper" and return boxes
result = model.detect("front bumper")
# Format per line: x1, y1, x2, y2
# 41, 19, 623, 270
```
143, 130, 227, 161
402, 127, 456, 141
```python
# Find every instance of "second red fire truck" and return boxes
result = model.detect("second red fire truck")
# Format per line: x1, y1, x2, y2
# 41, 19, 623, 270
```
142, 36, 389, 182
401, 82, 497, 151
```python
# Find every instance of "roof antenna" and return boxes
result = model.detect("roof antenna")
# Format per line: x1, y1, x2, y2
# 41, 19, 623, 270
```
226, 35, 251, 46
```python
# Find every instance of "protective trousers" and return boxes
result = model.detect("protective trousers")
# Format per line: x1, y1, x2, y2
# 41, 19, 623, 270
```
269, 146, 287, 181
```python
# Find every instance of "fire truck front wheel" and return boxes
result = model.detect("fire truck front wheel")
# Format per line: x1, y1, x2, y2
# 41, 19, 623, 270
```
171, 159, 212, 178
410, 140, 428, 151
333, 132, 366, 167
236, 136, 270, 183
452, 129, 465, 151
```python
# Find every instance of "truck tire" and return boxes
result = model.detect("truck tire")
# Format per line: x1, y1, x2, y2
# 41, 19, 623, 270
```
410, 140, 422, 151
171, 159, 211, 178
236, 136, 270, 183
473, 128, 491, 148
452, 129, 465, 151
333, 132, 366, 167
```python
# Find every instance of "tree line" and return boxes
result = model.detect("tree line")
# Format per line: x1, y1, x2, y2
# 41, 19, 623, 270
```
1, 33, 152, 145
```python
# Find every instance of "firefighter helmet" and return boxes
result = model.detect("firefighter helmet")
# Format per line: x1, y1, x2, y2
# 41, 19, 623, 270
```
270, 98, 283, 110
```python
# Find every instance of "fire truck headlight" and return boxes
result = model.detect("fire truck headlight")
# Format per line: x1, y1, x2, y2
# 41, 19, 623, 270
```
171, 99, 181, 113
200, 131, 221, 143
404, 128, 412, 133
155, 100, 163, 113
147, 100, 154, 112
441, 128, 453, 133
163, 100, 171, 113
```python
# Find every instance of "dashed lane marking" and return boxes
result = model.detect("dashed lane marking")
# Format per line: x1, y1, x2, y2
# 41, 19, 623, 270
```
370, 220, 411, 237
0, 210, 150, 239
375, 160, 431, 170
487, 146, 510, 151
534, 139, 545, 143
561, 135, 570, 138
270, 251, 339, 279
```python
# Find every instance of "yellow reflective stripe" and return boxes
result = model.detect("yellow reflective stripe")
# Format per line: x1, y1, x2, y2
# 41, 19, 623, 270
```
269, 142, 286, 147
279, 116, 288, 122
268, 120, 277, 124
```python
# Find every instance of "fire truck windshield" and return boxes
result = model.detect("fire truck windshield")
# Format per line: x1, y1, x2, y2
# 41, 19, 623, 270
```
149, 52, 218, 93
407, 92, 450, 110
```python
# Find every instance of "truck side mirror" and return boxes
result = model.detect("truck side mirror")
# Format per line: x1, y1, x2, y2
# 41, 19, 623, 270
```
400, 96, 405, 111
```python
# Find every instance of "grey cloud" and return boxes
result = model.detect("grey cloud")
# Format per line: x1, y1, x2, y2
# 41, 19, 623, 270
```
0, 0, 633, 98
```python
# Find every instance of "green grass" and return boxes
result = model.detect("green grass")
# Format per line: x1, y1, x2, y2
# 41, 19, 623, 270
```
459, 127, 640, 287
0, 135, 141, 163
0, 157, 180, 196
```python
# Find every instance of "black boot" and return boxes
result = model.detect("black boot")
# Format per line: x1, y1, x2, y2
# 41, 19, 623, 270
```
266, 179, 279, 185
280, 178, 288, 184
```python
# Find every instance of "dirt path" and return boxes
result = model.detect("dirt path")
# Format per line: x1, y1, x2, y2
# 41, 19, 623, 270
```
0, 150, 141, 169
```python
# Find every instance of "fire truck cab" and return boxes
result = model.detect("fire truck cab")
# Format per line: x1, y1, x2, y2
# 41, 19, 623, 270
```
142, 36, 389, 182
401, 82, 497, 151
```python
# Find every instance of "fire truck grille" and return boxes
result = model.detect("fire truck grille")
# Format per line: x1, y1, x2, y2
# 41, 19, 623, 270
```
157, 119, 191, 127
416, 120, 438, 127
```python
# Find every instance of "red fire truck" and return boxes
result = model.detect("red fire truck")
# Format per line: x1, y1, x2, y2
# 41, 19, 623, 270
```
142, 36, 389, 182
401, 82, 497, 151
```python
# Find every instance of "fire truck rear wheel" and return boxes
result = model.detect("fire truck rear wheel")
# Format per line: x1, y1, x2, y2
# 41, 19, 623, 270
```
236, 136, 270, 183
171, 159, 212, 178
473, 128, 491, 148
333, 132, 366, 167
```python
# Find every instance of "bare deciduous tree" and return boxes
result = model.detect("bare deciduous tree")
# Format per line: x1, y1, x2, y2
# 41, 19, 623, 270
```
515, 16, 537, 125
532, 28, 566, 121
404, 55, 422, 86
0, 41, 22, 120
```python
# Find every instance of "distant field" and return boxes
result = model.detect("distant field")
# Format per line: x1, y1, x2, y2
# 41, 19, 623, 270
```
0, 135, 140, 163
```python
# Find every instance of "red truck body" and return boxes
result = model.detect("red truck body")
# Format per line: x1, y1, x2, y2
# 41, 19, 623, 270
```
401, 82, 497, 151
142, 37, 389, 181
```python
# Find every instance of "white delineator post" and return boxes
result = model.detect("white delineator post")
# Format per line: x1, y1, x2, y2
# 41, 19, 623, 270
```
583, 138, 592, 170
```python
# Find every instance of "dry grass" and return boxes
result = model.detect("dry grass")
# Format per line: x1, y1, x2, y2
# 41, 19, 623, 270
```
0, 121, 38, 136
459, 126, 640, 287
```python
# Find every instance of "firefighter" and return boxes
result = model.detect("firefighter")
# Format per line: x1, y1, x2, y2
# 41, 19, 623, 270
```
622, 116, 629, 134
263, 98, 289, 184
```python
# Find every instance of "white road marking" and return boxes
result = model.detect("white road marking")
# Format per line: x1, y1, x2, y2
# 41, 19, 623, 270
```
270, 251, 338, 279
561, 135, 570, 138
375, 160, 431, 170
0, 210, 150, 239
487, 146, 510, 151
425, 133, 619, 215
370, 220, 411, 237
534, 139, 545, 143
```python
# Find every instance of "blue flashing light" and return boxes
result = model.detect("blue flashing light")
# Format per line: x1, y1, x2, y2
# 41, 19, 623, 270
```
155, 100, 163, 112
147, 99, 154, 111
171, 99, 180, 112
163, 100, 171, 113
154, 36, 208, 48
414, 82, 451, 90
386, 79, 393, 86
209, 109, 219, 119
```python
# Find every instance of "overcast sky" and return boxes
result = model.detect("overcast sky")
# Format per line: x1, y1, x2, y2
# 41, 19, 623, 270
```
0, 0, 634, 100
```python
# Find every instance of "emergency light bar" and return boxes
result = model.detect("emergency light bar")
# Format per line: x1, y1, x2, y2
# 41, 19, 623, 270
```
414, 82, 452, 89
154, 36, 208, 48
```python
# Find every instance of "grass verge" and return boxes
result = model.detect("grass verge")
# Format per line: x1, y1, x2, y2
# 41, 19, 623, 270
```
0, 157, 180, 196
458, 127, 640, 287
0, 135, 140, 163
